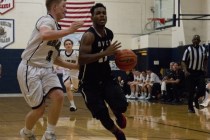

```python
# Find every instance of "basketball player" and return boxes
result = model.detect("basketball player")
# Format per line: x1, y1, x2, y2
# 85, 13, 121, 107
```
17, 0, 84, 139
60, 39, 79, 111
78, 3, 128, 140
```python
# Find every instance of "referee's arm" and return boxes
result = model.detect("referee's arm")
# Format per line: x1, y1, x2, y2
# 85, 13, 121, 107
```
181, 49, 190, 76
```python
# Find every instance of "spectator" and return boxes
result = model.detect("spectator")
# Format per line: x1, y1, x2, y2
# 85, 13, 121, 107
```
145, 70, 161, 101
124, 70, 134, 97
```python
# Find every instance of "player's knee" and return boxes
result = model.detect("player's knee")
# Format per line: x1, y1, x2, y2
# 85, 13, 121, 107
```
50, 89, 64, 101
33, 105, 45, 117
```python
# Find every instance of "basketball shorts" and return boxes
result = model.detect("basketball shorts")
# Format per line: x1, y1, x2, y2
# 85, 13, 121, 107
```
62, 71, 70, 83
80, 79, 128, 119
17, 60, 63, 108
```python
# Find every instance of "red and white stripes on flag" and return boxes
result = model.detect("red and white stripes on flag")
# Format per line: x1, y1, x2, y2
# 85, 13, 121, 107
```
59, 1, 95, 33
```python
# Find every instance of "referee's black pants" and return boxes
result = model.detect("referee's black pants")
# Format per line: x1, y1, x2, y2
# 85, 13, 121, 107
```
185, 72, 206, 109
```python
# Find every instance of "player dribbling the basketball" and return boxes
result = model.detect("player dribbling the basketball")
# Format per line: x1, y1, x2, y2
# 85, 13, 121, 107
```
78, 3, 128, 140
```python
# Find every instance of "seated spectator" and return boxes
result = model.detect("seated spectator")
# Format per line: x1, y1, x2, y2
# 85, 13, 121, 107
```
161, 62, 185, 104
129, 70, 141, 99
145, 70, 161, 101
123, 70, 134, 97
138, 70, 147, 100
163, 62, 175, 80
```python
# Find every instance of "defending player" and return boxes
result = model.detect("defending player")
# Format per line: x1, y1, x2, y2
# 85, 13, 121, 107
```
17, 0, 83, 139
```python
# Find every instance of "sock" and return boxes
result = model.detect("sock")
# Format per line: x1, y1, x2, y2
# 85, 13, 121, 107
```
70, 100, 75, 106
23, 127, 33, 134
46, 123, 55, 133
131, 92, 134, 96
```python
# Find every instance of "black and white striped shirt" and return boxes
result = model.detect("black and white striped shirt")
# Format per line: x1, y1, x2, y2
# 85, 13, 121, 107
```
182, 45, 208, 71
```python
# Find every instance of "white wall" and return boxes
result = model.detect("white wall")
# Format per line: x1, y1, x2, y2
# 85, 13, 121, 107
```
1, 0, 148, 49
1, 0, 210, 49
1, 0, 46, 49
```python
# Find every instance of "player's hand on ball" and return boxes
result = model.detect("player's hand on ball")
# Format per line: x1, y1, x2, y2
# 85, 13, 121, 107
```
105, 41, 121, 56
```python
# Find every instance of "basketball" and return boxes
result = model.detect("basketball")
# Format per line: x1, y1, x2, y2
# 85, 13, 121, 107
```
115, 49, 137, 71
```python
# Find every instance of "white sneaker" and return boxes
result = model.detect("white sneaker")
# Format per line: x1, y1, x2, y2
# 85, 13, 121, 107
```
125, 95, 131, 99
138, 95, 145, 100
130, 94, 136, 100
20, 128, 36, 140
200, 99, 210, 107
41, 131, 56, 140
70, 105, 77, 112
145, 96, 151, 100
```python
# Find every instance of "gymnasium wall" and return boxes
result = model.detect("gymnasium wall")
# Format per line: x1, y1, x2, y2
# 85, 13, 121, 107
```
1, 0, 210, 93
0, 47, 183, 93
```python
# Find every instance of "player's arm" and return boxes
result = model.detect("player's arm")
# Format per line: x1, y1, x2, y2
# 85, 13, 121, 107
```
54, 57, 79, 70
79, 32, 121, 65
39, 21, 84, 41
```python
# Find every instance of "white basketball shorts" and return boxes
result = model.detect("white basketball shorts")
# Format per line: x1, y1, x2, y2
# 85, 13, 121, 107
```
17, 60, 63, 108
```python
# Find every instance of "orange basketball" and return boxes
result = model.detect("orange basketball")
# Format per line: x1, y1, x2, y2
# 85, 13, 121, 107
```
115, 49, 137, 71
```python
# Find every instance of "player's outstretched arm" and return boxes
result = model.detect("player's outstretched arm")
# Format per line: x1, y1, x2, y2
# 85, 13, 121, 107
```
39, 21, 84, 41
54, 57, 79, 70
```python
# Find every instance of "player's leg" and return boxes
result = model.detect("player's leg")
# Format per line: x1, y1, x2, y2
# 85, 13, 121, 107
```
71, 76, 79, 92
80, 84, 126, 140
17, 63, 47, 140
41, 69, 64, 140
104, 81, 128, 129
64, 76, 77, 111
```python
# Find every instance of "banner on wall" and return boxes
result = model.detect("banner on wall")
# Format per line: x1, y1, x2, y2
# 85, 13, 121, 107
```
0, 19, 14, 49
59, 1, 95, 46
0, 0, 14, 15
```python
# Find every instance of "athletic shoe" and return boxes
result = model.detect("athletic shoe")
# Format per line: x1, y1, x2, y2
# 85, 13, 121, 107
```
125, 94, 131, 99
200, 99, 210, 107
116, 113, 126, 129
70, 105, 77, 112
138, 95, 145, 100
41, 131, 56, 140
20, 128, 36, 140
113, 129, 126, 140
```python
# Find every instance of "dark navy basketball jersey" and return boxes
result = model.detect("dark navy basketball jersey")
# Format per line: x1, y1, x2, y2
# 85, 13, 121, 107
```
79, 27, 114, 85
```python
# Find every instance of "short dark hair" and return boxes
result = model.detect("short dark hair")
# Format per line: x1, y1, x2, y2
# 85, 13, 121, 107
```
193, 34, 200, 40
64, 39, 73, 46
90, 3, 106, 16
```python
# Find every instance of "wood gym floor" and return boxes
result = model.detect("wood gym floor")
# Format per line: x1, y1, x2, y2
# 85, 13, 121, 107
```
0, 94, 210, 140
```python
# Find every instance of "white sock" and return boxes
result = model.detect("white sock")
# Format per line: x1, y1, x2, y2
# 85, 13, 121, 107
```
23, 127, 33, 134
131, 92, 134, 96
135, 92, 138, 97
46, 123, 55, 133
70, 100, 75, 106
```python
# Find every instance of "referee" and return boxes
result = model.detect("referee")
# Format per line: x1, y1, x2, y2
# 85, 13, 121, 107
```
181, 35, 208, 113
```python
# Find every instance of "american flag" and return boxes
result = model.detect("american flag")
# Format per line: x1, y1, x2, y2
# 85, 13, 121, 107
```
59, 1, 95, 33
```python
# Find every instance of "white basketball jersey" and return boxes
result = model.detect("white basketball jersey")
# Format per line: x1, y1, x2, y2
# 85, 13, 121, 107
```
21, 14, 62, 68
60, 50, 79, 77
